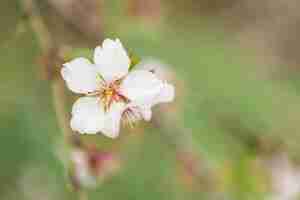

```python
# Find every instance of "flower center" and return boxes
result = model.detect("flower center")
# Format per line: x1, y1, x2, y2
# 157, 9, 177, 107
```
99, 80, 129, 111
103, 89, 114, 97
87, 76, 129, 111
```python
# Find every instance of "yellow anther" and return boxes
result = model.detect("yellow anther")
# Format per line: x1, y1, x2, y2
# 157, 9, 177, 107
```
104, 89, 114, 96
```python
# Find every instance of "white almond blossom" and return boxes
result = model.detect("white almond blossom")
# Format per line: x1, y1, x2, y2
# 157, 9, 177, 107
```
61, 38, 175, 138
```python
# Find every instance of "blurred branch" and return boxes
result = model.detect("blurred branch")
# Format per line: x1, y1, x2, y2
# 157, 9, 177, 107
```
22, 0, 52, 49
152, 111, 217, 192
51, 76, 74, 140
22, 0, 74, 141
21, 0, 104, 198
46, 0, 103, 44
24, 0, 103, 48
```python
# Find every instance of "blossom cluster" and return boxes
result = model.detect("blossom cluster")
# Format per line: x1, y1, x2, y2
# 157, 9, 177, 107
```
61, 38, 174, 138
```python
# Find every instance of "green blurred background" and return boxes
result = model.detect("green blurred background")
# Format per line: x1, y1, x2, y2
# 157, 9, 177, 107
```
2, 0, 300, 199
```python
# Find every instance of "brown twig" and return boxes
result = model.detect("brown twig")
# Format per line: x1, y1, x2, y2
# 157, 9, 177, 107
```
22, 0, 75, 140
22, 0, 88, 198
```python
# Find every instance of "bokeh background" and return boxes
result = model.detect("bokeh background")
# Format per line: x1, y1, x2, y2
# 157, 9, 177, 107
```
2, 0, 300, 199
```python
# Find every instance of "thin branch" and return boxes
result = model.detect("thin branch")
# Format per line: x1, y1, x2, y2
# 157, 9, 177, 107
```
23, 0, 74, 140
22, 1, 85, 197
152, 112, 217, 191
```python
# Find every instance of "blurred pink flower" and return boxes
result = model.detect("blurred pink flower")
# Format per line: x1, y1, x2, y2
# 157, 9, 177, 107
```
71, 146, 120, 188
269, 153, 300, 200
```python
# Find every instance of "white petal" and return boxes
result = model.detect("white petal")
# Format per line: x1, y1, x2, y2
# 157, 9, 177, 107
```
152, 83, 175, 106
61, 58, 98, 94
94, 38, 130, 83
70, 97, 105, 134
101, 102, 126, 138
120, 70, 163, 105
